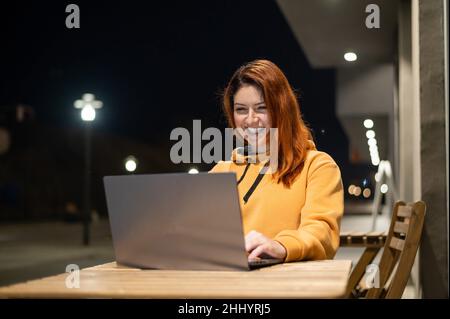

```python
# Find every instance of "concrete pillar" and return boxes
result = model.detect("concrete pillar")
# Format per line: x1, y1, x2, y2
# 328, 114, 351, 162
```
398, 0, 448, 298
416, 0, 448, 298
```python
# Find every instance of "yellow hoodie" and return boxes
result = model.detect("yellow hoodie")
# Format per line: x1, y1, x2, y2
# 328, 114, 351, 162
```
209, 140, 344, 262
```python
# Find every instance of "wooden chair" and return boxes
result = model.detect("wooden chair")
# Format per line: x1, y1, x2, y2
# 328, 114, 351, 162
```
341, 201, 426, 298
340, 230, 387, 298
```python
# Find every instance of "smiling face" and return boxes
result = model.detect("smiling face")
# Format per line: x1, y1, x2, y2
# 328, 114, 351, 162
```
233, 84, 272, 148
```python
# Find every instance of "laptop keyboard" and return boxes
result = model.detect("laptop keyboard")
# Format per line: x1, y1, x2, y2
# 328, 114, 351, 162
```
248, 258, 283, 269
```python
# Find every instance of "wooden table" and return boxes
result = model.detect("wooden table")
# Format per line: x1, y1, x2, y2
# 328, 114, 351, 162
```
0, 260, 352, 299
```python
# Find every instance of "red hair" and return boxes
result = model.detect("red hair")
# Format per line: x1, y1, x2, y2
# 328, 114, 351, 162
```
222, 59, 313, 188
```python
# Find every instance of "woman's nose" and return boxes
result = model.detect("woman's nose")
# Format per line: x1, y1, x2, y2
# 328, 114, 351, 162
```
245, 109, 260, 126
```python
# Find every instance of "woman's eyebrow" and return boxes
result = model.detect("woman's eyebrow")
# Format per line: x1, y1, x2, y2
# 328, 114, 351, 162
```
234, 101, 265, 106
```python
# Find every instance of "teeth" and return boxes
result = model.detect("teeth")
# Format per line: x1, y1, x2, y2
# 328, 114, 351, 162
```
247, 128, 265, 134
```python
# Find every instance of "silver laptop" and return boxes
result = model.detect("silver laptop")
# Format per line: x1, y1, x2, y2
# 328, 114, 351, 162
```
103, 172, 283, 271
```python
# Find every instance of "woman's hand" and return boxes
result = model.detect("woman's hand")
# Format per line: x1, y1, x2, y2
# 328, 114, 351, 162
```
245, 230, 287, 261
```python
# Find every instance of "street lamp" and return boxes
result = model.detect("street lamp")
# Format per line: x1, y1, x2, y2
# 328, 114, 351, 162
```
188, 168, 199, 174
74, 93, 103, 120
74, 93, 103, 246
124, 155, 138, 173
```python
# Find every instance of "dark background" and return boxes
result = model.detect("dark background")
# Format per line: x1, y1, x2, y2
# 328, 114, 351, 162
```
0, 0, 357, 220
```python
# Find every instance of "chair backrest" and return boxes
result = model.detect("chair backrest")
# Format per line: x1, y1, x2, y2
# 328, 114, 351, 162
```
366, 200, 426, 299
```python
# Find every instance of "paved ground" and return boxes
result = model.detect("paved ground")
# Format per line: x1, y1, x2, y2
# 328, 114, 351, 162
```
0, 219, 114, 287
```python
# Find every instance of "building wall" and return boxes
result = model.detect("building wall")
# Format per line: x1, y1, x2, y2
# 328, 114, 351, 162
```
397, 0, 423, 297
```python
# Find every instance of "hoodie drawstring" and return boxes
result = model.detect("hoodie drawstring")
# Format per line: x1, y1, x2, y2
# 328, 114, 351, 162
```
237, 162, 270, 204
237, 163, 251, 185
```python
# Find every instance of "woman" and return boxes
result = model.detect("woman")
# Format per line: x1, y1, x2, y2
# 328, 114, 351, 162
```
210, 59, 344, 262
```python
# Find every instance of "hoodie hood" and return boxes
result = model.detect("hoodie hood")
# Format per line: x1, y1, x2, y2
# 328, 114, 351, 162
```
231, 140, 317, 164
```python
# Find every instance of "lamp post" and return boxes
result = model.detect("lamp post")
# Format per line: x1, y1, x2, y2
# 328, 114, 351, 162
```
74, 93, 103, 246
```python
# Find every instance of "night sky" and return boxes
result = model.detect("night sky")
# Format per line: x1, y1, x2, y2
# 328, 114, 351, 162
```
0, 1, 350, 178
